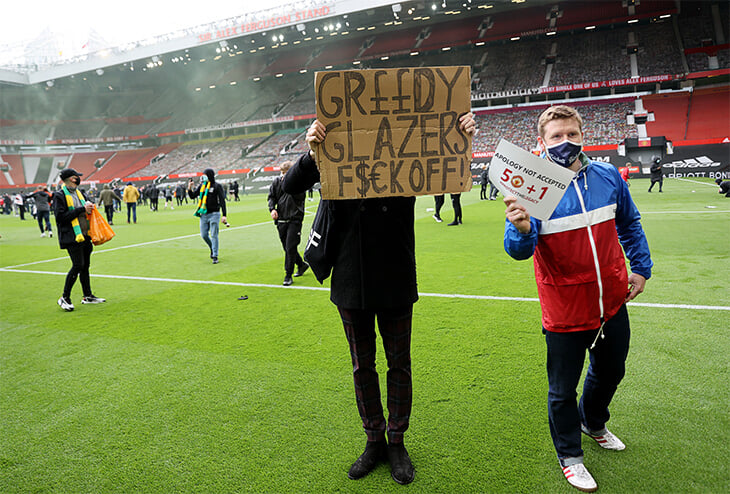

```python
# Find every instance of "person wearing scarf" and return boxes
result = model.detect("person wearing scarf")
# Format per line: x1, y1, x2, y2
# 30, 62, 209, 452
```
187, 168, 227, 264
52, 168, 106, 311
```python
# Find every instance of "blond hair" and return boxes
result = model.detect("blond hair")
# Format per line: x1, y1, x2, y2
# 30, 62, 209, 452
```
279, 161, 293, 174
538, 105, 583, 138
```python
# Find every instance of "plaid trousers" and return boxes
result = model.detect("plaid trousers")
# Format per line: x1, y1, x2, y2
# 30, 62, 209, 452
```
338, 305, 413, 444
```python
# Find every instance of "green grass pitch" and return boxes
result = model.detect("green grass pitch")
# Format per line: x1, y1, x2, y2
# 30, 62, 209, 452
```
1, 177, 728, 493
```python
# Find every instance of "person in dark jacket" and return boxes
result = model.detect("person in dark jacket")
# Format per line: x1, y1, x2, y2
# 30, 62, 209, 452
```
283, 113, 476, 486
175, 184, 186, 207
268, 161, 309, 285
29, 185, 53, 236
188, 168, 227, 264
52, 168, 106, 311
230, 180, 240, 201
715, 178, 730, 197
98, 184, 122, 225
648, 158, 663, 192
480, 165, 489, 200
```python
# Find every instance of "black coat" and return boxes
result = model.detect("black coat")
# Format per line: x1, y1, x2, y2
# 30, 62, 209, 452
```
650, 163, 663, 180
52, 189, 91, 249
268, 175, 305, 222
283, 152, 418, 310
188, 181, 227, 215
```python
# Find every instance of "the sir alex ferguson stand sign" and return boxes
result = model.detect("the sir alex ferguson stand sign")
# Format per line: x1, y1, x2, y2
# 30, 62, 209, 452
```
314, 66, 473, 200
488, 139, 576, 221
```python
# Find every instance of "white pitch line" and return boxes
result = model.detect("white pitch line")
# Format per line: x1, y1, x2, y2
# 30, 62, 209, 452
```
0, 219, 275, 269
642, 210, 730, 214
674, 177, 722, 187
2, 268, 729, 311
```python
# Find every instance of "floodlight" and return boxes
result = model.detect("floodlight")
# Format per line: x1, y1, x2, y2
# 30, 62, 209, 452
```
96, 69, 104, 76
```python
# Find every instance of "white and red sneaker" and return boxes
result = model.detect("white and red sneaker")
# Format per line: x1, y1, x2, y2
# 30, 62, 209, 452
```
562, 461, 598, 492
581, 424, 626, 451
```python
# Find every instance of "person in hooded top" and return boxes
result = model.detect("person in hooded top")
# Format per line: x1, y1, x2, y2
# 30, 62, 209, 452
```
188, 168, 228, 264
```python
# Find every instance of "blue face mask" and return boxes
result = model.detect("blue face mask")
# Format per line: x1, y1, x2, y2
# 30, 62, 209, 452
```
546, 139, 582, 168
201, 175, 208, 183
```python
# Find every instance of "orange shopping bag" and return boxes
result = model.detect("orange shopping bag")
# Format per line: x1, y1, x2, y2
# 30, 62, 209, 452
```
88, 205, 116, 245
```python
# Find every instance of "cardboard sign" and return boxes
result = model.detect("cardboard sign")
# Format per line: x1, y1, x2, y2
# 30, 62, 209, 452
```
488, 139, 576, 220
314, 66, 473, 200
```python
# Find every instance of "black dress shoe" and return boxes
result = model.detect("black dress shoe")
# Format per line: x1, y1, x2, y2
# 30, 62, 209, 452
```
348, 441, 387, 480
388, 442, 415, 484
447, 220, 460, 226
293, 263, 309, 277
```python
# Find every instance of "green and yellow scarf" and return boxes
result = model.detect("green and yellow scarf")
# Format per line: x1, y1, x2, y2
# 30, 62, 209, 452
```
194, 182, 210, 217
62, 184, 86, 243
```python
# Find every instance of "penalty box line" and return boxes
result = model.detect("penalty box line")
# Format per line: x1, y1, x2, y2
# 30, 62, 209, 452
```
2, 268, 729, 312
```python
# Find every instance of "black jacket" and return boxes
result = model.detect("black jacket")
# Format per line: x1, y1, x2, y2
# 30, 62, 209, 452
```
283, 151, 418, 310
188, 181, 227, 216
268, 175, 305, 222
650, 163, 663, 180
52, 188, 91, 249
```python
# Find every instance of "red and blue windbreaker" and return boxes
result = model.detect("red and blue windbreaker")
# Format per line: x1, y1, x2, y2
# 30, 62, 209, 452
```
504, 156, 653, 333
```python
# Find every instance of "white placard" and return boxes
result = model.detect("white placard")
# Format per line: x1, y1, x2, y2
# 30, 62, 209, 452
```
488, 139, 577, 220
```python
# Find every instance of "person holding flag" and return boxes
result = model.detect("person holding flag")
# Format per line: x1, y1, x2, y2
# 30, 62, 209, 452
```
501, 105, 653, 493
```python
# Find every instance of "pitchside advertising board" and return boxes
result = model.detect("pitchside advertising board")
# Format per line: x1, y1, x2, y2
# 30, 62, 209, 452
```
473, 143, 729, 182
584, 143, 730, 179
313, 66, 473, 200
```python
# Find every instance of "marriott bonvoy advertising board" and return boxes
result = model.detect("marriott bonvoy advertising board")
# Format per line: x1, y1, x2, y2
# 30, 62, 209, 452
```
473, 143, 729, 181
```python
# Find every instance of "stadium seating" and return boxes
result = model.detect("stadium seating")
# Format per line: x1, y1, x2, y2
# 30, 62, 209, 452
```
642, 92, 691, 142
0, 154, 26, 186
419, 17, 482, 52
685, 86, 730, 140
87, 147, 173, 181
361, 26, 422, 58
0, 4, 727, 189
636, 23, 685, 76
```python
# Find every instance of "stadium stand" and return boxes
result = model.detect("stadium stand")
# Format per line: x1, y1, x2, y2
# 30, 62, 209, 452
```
636, 23, 685, 76
642, 92, 691, 143
473, 99, 638, 154
86, 147, 173, 181
419, 17, 482, 52
474, 39, 551, 92
550, 27, 632, 86
0, 155, 26, 186
361, 26, 421, 58
0, 1, 727, 189
685, 86, 730, 141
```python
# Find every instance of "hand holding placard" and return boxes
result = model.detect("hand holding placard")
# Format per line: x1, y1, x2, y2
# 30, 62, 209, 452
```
488, 139, 576, 221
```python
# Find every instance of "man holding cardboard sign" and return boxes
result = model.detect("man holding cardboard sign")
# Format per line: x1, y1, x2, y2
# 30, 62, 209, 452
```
283, 66, 475, 486
501, 106, 653, 493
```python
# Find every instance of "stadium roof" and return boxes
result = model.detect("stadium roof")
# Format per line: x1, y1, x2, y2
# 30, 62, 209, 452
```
0, 0, 558, 86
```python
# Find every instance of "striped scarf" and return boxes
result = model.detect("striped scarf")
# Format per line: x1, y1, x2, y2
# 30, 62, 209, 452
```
62, 184, 86, 243
194, 182, 210, 217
